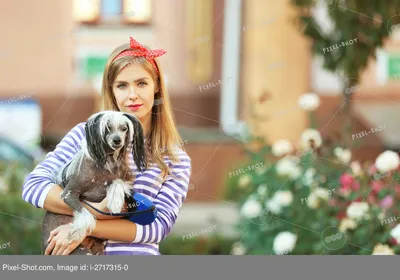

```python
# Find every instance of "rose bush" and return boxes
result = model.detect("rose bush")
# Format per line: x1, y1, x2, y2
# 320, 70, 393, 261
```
225, 93, 400, 255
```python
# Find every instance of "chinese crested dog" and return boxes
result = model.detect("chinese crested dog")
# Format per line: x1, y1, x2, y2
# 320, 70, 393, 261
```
41, 111, 147, 255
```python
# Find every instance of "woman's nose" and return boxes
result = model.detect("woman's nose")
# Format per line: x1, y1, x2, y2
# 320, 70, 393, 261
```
128, 87, 139, 99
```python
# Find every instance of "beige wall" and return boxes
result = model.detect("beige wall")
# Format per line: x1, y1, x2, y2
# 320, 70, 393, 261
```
0, 0, 224, 99
0, 0, 73, 96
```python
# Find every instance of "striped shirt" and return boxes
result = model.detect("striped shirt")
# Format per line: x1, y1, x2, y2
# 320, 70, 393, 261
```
22, 122, 191, 255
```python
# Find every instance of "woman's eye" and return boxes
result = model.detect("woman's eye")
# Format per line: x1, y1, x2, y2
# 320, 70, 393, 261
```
117, 84, 127, 89
138, 82, 148, 87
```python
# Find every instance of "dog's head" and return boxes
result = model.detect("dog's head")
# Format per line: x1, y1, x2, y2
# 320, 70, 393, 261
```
85, 111, 147, 172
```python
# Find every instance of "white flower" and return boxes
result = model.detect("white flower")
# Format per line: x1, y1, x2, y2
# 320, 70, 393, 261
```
339, 218, 357, 232
313, 187, 330, 201
390, 224, 400, 243
238, 174, 251, 189
257, 184, 268, 196
300, 129, 322, 150
302, 168, 316, 187
298, 92, 320, 111
350, 161, 362, 176
276, 156, 302, 180
334, 147, 352, 164
372, 243, 395, 255
273, 232, 297, 255
274, 191, 293, 207
375, 150, 400, 174
265, 199, 282, 214
231, 242, 246, 255
272, 139, 294, 157
346, 202, 369, 220
306, 193, 319, 209
240, 199, 262, 219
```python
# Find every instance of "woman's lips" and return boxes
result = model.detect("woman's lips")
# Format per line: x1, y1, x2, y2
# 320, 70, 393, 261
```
127, 104, 143, 111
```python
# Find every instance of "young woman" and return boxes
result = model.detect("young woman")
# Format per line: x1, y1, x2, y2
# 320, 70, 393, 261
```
22, 37, 191, 255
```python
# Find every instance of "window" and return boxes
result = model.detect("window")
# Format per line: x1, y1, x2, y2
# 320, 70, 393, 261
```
73, 0, 152, 25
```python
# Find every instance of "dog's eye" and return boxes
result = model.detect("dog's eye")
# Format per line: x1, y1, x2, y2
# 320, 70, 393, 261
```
122, 126, 128, 132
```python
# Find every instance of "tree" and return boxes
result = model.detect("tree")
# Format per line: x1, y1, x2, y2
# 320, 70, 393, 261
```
290, 0, 400, 147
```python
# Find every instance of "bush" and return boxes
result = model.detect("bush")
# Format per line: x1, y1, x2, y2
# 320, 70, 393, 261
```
0, 161, 45, 255
224, 94, 400, 255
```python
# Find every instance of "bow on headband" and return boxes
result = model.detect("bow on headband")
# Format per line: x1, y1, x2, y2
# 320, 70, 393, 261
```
112, 37, 166, 74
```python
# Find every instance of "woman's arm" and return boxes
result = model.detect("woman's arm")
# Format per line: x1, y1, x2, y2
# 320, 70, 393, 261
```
44, 183, 123, 220
88, 150, 192, 243
22, 123, 85, 208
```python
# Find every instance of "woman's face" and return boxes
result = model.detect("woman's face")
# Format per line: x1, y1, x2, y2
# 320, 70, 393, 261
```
112, 63, 158, 131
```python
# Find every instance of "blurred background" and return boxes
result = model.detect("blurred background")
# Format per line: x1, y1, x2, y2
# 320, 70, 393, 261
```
1, 0, 400, 255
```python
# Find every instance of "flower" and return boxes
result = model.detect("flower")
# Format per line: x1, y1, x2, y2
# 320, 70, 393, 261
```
306, 188, 330, 209
380, 195, 394, 209
273, 232, 297, 255
265, 199, 282, 214
274, 191, 293, 207
313, 187, 330, 200
346, 202, 369, 220
372, 243, 395, 255
350, 161, 362, 176
240, 199, 262, 219
375, 150, 400, 174
272, 139, 294, 157
339, 173, 360, 193
276, 156, 302, 180
390, 224, 400, 243
300, 129, 322, 150
334, 147, 352, 164
298, 92, 320, 111
231, 242, 246, 255
306, 193, 319, 209
339, 218, 357, 232
257, 184, 268, 196
238, 174, 251, 189
371, 180, 385, 195
302, 168, 316, 187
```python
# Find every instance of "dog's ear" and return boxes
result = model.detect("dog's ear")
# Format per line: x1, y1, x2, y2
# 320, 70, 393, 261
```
123, 113, 147, 172
85, 112, 107, 167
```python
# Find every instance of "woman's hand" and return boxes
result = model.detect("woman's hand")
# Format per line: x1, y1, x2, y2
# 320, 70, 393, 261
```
45, 223, 88, 255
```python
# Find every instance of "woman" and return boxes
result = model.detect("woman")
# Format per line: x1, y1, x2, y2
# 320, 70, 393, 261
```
22, 37, 191, 255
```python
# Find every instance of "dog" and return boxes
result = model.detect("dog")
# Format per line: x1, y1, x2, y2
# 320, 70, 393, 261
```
41, 111, 147, 255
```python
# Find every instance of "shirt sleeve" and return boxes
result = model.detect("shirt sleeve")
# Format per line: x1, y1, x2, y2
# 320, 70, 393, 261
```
132, 150, 192, 243
21, 123, 85, 208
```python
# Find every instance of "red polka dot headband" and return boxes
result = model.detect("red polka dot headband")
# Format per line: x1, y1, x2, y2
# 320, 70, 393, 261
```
112, 37, 166, 74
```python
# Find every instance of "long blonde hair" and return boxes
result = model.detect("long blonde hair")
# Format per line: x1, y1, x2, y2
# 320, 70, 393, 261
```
100, 42, 184, 177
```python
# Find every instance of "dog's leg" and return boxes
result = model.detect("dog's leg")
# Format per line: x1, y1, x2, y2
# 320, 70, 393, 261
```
106, 179, 132, 213
61, 187, 96, 243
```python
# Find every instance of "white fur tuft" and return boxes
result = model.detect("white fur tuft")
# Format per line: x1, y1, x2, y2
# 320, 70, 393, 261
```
68, 208, 96, 243
106, 179, 132, 213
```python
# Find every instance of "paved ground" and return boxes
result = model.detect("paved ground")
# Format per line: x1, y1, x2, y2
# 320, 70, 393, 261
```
170, 202, 240, 238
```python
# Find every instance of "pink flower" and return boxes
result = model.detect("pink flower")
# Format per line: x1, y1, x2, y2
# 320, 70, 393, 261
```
369, 164, 378, 175
340, 173, 354, 186
380, 195, 394, 209
339, 173, 360, 191
371, 180, 385, 195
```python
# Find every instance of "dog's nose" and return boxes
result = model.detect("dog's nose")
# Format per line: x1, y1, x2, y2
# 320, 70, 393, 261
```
113, 137, 121, 145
